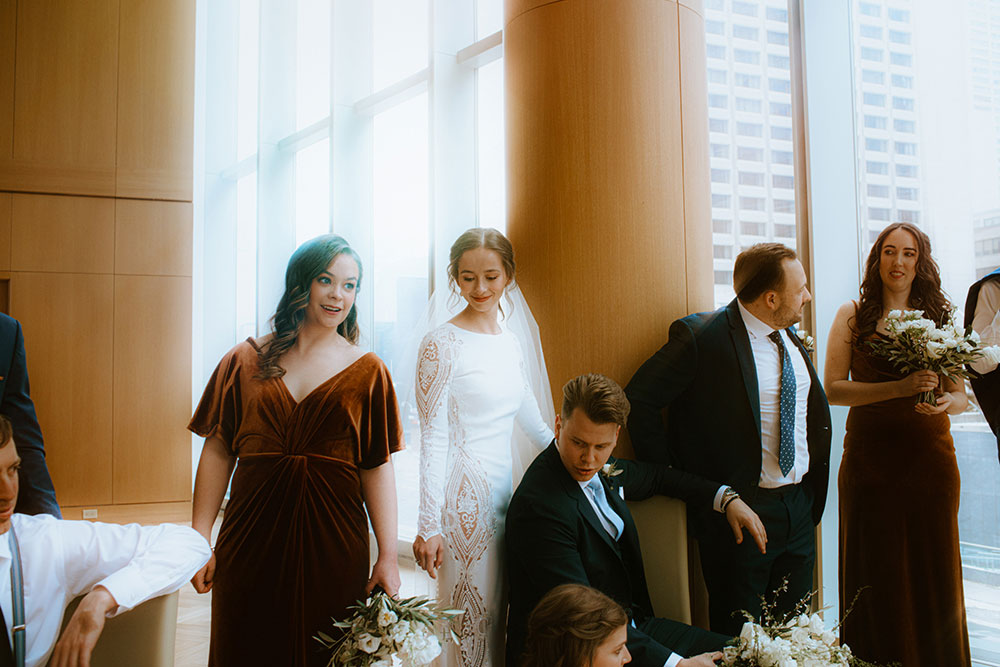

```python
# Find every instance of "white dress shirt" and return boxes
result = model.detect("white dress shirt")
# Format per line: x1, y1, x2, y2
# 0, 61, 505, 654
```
971, 280, 1000, 375
738, 301, 812, 488
577, 478, 682, 667
0, 513, 210, 667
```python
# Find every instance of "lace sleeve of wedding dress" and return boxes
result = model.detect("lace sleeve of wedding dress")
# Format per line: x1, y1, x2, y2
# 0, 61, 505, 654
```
415, 328, 454, 539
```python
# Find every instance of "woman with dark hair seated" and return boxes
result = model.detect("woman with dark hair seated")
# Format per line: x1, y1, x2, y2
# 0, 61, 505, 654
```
521, 584, 631, 667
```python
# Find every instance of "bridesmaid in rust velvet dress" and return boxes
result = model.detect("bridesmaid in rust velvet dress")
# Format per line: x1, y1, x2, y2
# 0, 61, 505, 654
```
825, 222, 971, 667
188, 235, 404, 666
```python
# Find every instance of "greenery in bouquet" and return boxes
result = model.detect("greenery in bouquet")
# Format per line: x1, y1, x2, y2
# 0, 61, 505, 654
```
315, 590, 463, 667
720, 582, 895, 667
867, 309, 1000, 405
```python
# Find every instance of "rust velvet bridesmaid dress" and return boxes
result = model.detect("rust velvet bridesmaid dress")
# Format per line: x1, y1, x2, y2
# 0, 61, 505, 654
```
839, 337, 970, 667
189, 339, 404, 666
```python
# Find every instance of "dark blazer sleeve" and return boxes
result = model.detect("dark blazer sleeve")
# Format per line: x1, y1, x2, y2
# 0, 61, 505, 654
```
615, 457, 717, 508
507, 496, 673, 667
2, 319, 60, 517
625, 319, 699, 464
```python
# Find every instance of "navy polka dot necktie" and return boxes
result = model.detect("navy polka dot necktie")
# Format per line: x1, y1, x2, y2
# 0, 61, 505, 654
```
768, 330, 796, 476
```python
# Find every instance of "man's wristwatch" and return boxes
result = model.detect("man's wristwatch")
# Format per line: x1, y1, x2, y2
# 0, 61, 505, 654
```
720, 487, 740, 512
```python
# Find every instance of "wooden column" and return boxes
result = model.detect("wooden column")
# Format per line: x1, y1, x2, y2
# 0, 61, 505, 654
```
505, 0, 712, 446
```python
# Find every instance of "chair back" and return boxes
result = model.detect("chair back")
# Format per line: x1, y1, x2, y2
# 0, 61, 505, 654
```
627, 495, 691, 623
56, 591, 179, 667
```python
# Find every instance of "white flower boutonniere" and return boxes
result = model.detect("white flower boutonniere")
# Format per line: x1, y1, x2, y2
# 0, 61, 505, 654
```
601, 462, 623, 479
794, 329, 815, 353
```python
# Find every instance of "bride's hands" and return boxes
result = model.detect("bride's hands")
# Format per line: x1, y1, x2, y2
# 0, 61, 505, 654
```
895, 370, 938, 398
412, 535, 445, 579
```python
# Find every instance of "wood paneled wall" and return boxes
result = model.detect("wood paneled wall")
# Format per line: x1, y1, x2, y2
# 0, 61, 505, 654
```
0, 0, 195, 519
505, 0, 712, 419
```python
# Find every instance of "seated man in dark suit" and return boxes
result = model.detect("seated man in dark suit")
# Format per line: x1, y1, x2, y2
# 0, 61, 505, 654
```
506, 374, 761, 667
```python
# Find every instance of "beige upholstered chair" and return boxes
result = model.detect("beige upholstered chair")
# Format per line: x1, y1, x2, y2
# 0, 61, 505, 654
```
55, 591, 179, 667
627, 495, 692, 624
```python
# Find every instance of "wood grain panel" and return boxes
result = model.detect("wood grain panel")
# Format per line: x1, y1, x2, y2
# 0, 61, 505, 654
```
113, 275, 192, 504
505, 0, 686, 406
0, 0, 14, 161
115, 199, 193, 276
11, 194, 114, 273
117, 0, 196, 200
0, 193, 10, 270
10, 272, 114, 506
7, 0, 118, 194
679, 4, 713, 313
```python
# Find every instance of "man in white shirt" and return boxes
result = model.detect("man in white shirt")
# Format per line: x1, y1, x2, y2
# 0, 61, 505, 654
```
0, 415, 211, 667
965, 269, 1000, 461
626, 243, 832, 635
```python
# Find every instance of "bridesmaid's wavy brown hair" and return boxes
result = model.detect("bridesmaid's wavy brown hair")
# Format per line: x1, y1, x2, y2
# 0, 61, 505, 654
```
521, 584, 628, 667
852, 222, 951, 340
256, 234, 363, 379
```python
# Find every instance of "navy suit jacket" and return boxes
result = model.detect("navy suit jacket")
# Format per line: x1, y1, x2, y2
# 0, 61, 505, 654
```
625, 299, 831, 532
0, 314, 60, 516
505, 442, 717, 667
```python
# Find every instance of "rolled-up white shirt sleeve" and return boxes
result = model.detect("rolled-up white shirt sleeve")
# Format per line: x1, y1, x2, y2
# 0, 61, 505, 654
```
972, 281, 1000, 375
57, 521, 211, 616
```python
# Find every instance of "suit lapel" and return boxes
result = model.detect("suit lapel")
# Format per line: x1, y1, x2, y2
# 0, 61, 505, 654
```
727, 300, 762, 439
576, 489, 621, 553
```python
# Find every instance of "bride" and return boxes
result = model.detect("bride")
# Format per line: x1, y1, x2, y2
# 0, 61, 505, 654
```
411, 227, 554, 667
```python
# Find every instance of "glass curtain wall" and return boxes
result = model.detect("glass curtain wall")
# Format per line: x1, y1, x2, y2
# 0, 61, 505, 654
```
846, 1, 1000, 661
196, 0, 506, 540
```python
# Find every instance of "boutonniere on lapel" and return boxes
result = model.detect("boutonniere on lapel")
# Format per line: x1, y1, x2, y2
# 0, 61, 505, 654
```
601, 461, 625, 499
794, 329, 815, 353
601, 461, 623, 480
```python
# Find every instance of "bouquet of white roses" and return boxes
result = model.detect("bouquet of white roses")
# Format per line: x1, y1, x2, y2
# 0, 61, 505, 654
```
315, 590, 463, 667
867, 309, 1000, 405
720, 581, 893, 667
722, 612, 852, 667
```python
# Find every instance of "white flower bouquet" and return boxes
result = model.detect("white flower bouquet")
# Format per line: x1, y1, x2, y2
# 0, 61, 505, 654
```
315, 590, 463, 667
722, 612, 853, 667
867, 309, 1000, 405
720, 582, 894, 667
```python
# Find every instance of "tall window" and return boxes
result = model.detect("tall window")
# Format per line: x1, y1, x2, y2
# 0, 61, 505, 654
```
848, 1, 1000, 660
705, 0, 802, 307
197, 0, 507, 540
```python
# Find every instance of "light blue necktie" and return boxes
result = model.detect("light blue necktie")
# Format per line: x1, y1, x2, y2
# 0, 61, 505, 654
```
587, 476, 624, 541
768, 330, 796, 476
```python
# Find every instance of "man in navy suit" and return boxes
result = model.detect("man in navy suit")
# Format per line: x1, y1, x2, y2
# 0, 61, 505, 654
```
0, 313, 60, 517
506, 374, 742, 667
626, 243, 831, 635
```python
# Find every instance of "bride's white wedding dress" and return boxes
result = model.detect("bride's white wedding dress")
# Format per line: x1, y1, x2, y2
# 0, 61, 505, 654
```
416, 322, 553, 667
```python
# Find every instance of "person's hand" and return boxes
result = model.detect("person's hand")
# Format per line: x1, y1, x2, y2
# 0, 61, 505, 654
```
896, 370, 938, 398
914, 391, 953, 415
677, 651, 723, 666
49, 586, 116, 667
412, 534, 445, 579
725, 498, 767, 554
190, 549, 216, 593
366, 555, 401, 596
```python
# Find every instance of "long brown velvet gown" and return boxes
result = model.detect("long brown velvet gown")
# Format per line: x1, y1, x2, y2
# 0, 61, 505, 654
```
839, 337, 970, 666
189, 339, 404, 667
